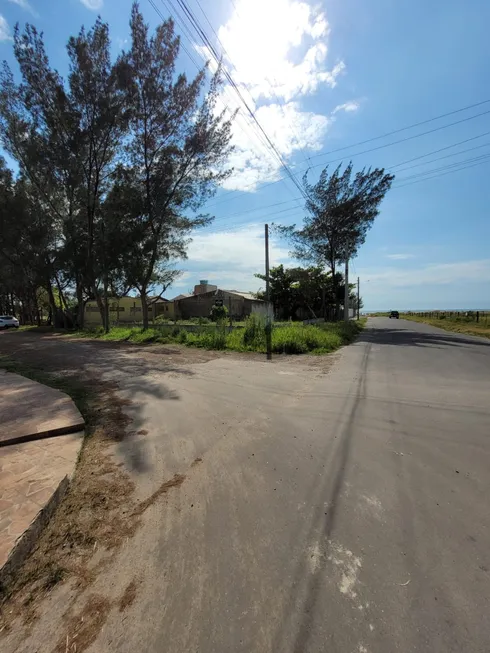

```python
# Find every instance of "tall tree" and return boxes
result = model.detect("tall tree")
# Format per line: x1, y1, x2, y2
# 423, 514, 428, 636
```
120, 3, 234, 328
0, 18, 130, 330
256, 265, 352, 320
277, 162, 394, 319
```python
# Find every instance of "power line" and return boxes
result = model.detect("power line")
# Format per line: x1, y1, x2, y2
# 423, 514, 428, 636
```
394, 157, 490, 189
204, 101, 490, 207
389, 131, 490, 170
394, 141, 490, 174
306, 98, 490, 163
393, 152, 490, 184
205, 153, 490, 234
173, 0, 308, 200
153, 0, 302, 199
148, 0, 201, 68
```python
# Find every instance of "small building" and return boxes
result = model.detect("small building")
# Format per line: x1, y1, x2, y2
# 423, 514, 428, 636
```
174, 280, 271, 321
84, 296, 175, 325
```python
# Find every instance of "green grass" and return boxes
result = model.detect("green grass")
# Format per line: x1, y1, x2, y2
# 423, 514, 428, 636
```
402, 314, 490, 339
58, 317, 365, 354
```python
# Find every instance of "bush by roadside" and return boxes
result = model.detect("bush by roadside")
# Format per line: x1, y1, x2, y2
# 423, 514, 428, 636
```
60, 317, 365, 354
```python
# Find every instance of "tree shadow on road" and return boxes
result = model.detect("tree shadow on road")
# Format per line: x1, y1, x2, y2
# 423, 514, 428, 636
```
0, 331, 207, 474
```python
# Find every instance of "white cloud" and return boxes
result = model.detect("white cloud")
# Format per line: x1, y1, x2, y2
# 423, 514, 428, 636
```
359, 259, 490, 288
0, 15, 12, 41
195, 0, 349, 192
7, 0, 37, 16
181, 224, 291, 291
204, 0, 343, 102
80, 0, 103, 10
221, 99, 332, 191
333, 101, 360, 114
386, 253, 415, 260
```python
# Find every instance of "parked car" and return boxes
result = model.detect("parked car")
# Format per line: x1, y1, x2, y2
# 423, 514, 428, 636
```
389, 310, 399, 319
0, 315, 19, 329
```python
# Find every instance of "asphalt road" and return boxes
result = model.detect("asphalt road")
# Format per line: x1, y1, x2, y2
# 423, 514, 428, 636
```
3, 318, 490, 652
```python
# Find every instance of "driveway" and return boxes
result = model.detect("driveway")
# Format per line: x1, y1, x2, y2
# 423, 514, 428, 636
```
1, 319, 489, 653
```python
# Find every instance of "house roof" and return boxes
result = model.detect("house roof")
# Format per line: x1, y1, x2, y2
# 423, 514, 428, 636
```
172, 293, 192, 301
224, 290, 261, 301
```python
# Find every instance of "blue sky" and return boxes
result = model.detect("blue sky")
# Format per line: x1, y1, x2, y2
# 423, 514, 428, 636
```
1, 0, 489, 310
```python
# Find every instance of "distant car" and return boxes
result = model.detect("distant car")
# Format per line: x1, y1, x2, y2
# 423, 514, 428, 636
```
389, 310, 399, 319
0, 315, 19, 329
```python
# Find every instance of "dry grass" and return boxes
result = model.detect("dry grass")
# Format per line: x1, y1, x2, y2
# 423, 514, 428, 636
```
0, 380, 136, 628
131, 474, 186, 518
52, 594, 112, 653
403, 314, 490, 339
118, 578, 139, 613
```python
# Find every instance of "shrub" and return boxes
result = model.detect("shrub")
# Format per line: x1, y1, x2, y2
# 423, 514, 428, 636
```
243, 314, 266, 349
200, 326, 227, 349
210, 304, 228, 322
271, 324, 343, 354
178, 330, 188, 344
198, 316, 211, 325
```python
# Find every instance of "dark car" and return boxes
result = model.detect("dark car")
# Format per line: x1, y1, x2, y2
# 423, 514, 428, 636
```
389, 310, 399, 319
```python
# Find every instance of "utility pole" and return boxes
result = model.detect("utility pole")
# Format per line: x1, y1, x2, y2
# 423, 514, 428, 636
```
265, 224, 272, 360
357, 276, 360, 320
344, 255, 350, 322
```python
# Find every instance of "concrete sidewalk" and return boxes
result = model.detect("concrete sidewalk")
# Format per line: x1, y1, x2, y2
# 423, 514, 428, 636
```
0, 371, 85, 580
0, 370, 85, 446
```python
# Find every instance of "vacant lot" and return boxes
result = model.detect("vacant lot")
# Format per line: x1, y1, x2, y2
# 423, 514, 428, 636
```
41, 318, 365, 355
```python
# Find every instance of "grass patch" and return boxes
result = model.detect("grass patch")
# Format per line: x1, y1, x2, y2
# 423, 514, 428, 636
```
39, 318, 366, 355
402, 314, 490, 339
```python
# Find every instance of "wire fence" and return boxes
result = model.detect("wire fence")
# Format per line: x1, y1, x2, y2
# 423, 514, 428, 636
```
405, 310, 489, 325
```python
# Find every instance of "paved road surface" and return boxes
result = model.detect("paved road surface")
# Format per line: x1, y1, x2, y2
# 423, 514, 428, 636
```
3, 318, 490, 652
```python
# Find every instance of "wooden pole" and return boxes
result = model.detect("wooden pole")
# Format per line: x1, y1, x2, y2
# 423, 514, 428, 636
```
265, 224, 272, 360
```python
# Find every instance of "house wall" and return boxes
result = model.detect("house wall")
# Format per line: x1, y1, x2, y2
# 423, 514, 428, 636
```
84, 297, 174, 325
175, 290, 268, 320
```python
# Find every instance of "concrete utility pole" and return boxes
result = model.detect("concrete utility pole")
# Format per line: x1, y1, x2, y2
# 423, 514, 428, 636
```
265, 224, 272, 360
344, 255, 350, 322
357, 276, 360, 320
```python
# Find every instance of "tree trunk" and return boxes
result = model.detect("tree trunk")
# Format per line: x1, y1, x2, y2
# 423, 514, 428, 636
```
93, 293, 106, 331
76, 278, 84, 329
103, 273, 110, 334
46, 282, 57, 328
331, 263, 340, 322
141, 290, 149, 330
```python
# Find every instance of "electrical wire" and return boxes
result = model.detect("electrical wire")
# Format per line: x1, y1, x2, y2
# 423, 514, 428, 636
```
394, 156, 490, 189
155, 0, 304, 199
204, 153, 490, 234
173, 0, 308, 200
204, 101, 490, 208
